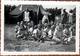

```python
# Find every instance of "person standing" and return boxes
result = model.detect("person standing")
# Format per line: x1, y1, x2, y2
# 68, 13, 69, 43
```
24, 9, 30, 22
42, 14, 49, 24
68, 11, 73, 24
62, 9, 69, 24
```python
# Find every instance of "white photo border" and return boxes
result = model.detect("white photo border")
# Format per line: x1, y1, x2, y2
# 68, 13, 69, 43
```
1, 1, 80, 55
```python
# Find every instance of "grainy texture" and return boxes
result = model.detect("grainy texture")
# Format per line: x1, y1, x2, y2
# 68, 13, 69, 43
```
0, 0, 80, 56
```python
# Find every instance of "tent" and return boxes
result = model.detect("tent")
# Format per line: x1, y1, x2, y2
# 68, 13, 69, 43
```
9, 5, 51, 24
10, 5, 51, 16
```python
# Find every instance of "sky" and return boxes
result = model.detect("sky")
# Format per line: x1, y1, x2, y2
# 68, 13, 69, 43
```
4, 1, 76, 12
42, 5, 75, 10
5, 4, 75, 9
5, 4, 76, 13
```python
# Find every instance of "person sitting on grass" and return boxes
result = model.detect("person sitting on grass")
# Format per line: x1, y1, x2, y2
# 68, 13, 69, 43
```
23, 21, 32, 40
32, 25, 38, 41
41, 23, 48, 42
15, 22, 24, 40
47, 24, 53, 39
15, 22, 20, 33
36, 24, 42, 42
52, 23, 63, 44
62, 25, 70, 44
28, 25, 34, 40
68, 24, 76, 43
15, 22, 20, 39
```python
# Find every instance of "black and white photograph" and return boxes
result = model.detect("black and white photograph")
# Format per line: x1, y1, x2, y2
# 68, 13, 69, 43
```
1, 1, 79, 55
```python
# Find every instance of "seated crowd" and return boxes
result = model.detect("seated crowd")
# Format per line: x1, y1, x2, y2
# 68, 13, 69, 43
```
15, 17, 75, 44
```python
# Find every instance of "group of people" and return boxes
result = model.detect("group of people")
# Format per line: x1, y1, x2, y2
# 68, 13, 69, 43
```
15, 8, 75, 44
15, 20, 75, 44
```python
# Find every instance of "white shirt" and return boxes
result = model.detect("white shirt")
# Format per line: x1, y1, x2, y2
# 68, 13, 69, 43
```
29, 27, 33, 32
44, 28, 47, 32
33, 29, 38, 34
48, 29, 52, 36
24, 11, 30, 22
54, 28, 63, 38
69, 13, 73, 23
42, 15, 48, 24
63, 28, 68, 35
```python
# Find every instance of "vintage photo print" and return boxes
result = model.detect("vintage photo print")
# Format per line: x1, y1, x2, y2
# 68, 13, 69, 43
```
1, 1, 79, 55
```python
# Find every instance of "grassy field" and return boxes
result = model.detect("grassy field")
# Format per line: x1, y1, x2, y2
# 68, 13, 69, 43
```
4, 24, 75, 52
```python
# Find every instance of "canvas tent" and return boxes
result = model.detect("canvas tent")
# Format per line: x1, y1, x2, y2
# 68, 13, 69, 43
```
10, 5, 51, 24
10, 5, 51, 16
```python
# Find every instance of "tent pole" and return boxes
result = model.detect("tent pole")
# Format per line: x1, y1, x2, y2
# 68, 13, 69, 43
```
37, 14, 38, 25
37, 6, 39, 25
